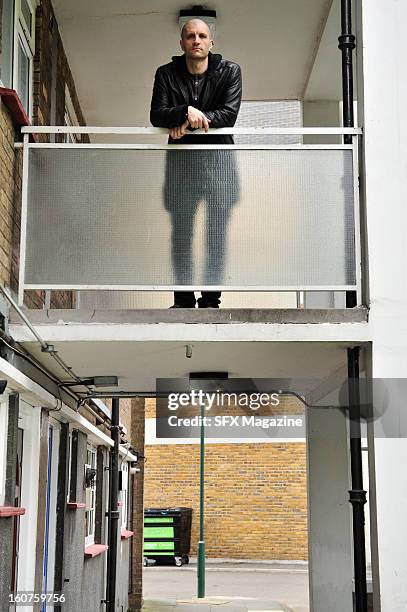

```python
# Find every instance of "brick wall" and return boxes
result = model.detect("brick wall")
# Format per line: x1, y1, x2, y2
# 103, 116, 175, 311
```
129, 398, 146, 612
144, 399, 308, 561
33, 0, 87, 134
0, 104, 22, 293
144, 442, 308, 561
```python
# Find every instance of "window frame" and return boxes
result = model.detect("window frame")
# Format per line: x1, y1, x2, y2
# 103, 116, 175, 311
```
84, 445, 97, 547
12, 0, 36, 117
0, 394, 10, 506
119, 460, 129, 531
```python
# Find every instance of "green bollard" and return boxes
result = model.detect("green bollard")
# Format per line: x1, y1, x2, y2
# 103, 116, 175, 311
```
197, 402, 205, 598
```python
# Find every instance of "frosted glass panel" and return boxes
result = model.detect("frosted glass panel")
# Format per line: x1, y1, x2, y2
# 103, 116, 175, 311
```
235, 101, 302, 145
24, 147, 356, 288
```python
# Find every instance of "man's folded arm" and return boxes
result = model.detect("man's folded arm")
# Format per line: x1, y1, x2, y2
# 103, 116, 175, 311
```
204, 65, 242, 128
150, 69, 188, 128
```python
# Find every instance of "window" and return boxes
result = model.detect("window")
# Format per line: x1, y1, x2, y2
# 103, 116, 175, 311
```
0, 0, 35, 115
119, 461, 129, 531
84, 446, 97, 547
13, 0, 35, 115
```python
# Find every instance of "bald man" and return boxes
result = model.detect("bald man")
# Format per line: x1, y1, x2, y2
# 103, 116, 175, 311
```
150, 19, 242, 308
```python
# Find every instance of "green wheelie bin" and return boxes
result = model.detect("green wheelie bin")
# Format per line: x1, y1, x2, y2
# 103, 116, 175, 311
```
143, 507, 192, 567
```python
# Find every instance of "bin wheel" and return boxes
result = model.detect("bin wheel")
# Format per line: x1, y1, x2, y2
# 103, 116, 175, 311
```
175, 557, 183, 567
182, 555, 189, 565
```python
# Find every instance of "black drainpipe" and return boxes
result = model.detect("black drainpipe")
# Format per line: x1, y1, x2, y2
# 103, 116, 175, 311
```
106, 398, 120, 611
347, 347, 368, 612
339, 0, 357, 308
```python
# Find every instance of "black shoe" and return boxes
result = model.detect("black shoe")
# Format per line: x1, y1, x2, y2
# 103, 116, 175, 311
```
197, 303, 219, 309
169, 304, 196, 309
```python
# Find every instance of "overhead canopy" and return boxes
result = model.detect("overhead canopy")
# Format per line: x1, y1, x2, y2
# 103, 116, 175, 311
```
9, 309, 368, 393
51, 0, 342, 130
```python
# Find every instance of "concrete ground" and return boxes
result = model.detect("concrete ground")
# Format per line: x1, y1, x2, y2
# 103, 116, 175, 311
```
142, 560, 309, 612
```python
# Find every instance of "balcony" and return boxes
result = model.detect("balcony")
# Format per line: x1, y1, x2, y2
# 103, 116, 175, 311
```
18, 125, 362, 309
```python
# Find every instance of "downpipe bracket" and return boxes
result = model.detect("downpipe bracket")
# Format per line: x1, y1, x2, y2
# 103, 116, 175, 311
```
338, 34, 356, 50
349, 489, 367, 505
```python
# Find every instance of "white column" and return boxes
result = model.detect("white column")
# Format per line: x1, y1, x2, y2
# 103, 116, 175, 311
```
307, 407, 353, 612
358, 0, 407, 609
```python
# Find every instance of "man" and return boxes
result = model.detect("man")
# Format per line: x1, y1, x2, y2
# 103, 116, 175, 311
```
150, 18, 242, 308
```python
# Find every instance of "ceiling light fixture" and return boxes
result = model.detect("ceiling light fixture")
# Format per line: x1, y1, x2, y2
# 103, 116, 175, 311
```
179, 5, 217, 34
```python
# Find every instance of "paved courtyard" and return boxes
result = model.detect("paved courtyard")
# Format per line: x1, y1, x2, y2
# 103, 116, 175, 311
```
143, 560, 309, 612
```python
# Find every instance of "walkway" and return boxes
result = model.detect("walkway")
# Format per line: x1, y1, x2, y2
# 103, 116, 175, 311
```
142, 560, 309, 612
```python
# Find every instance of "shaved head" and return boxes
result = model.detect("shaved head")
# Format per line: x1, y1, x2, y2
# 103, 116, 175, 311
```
180, 17, 214, 65
181, 18, 212, 40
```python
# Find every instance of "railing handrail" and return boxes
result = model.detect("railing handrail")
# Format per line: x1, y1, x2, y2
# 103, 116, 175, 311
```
21, 126, 363, 135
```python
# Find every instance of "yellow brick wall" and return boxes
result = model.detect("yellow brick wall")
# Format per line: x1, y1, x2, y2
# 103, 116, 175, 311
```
144, 442, 308, 560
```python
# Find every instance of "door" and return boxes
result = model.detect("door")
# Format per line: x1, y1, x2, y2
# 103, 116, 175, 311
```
10, 428, 24, 607
42, 420, 60, 611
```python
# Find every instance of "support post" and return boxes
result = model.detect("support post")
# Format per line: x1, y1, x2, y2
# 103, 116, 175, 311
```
339, 0, 357, 308
106, 398, 120, 612
197, 402, 205, 599
347, 347, 368, 612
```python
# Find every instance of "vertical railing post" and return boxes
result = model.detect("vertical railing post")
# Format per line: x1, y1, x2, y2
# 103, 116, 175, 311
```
339, 0, 358, 308
18, 133, 30, 306
347, 347, 368, 612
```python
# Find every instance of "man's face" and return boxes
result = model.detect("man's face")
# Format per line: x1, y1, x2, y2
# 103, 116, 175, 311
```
180, 19, 213, 60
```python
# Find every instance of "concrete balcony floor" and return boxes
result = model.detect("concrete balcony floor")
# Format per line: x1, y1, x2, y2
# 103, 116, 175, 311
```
8, 308, 369, 394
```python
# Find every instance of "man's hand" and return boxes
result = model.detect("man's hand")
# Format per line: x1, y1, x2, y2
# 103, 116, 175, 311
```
169, 120, 189, 140
187, 106, 211, 132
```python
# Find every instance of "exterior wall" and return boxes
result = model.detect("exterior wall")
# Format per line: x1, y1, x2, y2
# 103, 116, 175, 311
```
33, 0, 87, 134
144, 441, 308, 560
0, 103, 24, 293
117, 538, 131, 610
358, 1, 407, 609
0, 393, 18, 612
33, 409, 50, 601
61, 430, 110, 612
129, 398, 146, 612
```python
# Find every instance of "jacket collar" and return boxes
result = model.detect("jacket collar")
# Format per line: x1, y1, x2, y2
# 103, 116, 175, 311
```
171, 53, 222, 107
171, 52, 222, 78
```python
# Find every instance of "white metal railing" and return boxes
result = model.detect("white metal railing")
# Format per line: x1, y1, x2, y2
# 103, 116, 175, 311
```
17, 127, 362, 306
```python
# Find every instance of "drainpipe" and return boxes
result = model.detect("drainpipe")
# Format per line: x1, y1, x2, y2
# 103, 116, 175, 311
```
339, 0, 356, 145
347, 347, 368, 612
106, 398, 120, 611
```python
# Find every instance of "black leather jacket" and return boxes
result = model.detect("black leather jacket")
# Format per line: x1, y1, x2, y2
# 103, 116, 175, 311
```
150, 52, 242, 144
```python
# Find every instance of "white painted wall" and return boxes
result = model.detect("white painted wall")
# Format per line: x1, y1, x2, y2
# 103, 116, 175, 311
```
358, 0, 407, 609
0, 392, 10, 506
17, 400, 41, 607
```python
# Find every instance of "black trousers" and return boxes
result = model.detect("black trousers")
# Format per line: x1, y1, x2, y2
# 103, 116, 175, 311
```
164, 150, 240, 307
170, 196, 232, 306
